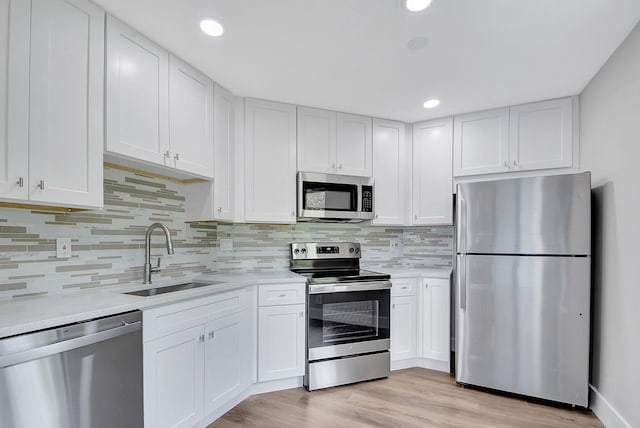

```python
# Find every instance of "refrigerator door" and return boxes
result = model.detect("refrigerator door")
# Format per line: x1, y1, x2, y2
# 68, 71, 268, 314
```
455, 254, 590, 406
456, 172, 591, 255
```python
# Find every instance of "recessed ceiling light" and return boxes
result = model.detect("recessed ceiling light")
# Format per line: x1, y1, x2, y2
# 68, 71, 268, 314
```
423, 99, 440, 109
200, 19, 224, 37
405, 0, 432, 12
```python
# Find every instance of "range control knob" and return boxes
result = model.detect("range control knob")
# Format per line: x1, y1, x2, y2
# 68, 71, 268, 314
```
349, 247, 354, 254
355, 248, 360, 254
294, 249, 300, 255
301, 248, 307, 254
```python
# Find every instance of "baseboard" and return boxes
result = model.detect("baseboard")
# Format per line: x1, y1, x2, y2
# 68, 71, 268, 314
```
195, 387, 252, 428
391, 357, 449, 373
250, 376, 304, 395
589, 384, 632, 428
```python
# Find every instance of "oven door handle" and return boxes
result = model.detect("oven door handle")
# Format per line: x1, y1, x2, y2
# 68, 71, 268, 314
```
308, 281, 391, 294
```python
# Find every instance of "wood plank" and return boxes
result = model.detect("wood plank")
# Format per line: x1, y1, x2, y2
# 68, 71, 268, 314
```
208, 368, 602, 428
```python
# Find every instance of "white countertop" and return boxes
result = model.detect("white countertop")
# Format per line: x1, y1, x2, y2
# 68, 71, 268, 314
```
0, 271, 305, 339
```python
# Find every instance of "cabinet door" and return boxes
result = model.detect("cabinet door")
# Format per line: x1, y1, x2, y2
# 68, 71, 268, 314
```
244, 98, 297, 223
412, 117, 453, 225
28, 0, 104, 208
204, 311, 247, 414
213, 83, 235, 220
336, 112, 372, 176
0, 0, 28, 200
144, 325, 205, 428
297, 106, 336, 173
422, 277, 450, 362
391, 295, 418, 361
258, 304, 305, 382
509, 97, 573, 171
105, 15, 169, 166
453, 108, 509, 176
169, 55, 213, 178
372, 119, 406, 225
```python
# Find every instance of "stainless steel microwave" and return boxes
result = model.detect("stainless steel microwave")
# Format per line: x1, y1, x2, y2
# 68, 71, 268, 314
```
297, 172, 374, 222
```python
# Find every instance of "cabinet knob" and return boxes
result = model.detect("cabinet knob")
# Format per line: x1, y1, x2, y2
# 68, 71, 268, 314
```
339, 164, 343, 169
414, 215, 418, 220
425, 283, 429, 288
16, 177, 24, 188
174, 153, 180, 161
217, 207, 222, 212
37, 180, 45, 190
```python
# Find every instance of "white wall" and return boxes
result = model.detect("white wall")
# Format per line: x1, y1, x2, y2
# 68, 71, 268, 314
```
580, 22, 640, 428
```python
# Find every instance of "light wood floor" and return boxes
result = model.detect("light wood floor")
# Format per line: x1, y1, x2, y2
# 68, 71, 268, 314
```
209, 368, 603, 428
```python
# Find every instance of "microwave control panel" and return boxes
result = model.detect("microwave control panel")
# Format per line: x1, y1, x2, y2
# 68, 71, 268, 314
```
361, 185, 373, 212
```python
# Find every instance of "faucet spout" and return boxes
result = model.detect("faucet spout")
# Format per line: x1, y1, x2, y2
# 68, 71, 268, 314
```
144, 223, 174, 284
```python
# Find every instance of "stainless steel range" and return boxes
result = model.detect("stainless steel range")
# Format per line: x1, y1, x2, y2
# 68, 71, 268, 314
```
290, 242, 391, 391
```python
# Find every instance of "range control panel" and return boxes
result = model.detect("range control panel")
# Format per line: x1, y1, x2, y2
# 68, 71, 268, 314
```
290, 242, 361, 260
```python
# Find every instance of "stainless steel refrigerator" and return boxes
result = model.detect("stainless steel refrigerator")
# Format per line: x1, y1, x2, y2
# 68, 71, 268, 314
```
455, 172, 591, 407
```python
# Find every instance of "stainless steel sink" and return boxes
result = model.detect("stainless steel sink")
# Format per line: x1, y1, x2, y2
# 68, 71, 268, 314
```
124, 281, 223, 297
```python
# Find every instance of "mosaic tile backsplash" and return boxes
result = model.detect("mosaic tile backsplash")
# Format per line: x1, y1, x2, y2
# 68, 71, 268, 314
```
0, 167, 452, 300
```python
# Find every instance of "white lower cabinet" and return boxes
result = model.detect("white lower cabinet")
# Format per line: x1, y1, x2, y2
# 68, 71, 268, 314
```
390, 273, 451, 373
391, 277, 419, 361
144, 325, 205, 428
143, 289, 251, 428
421, 277, 450, 363
257, 282, 306, 382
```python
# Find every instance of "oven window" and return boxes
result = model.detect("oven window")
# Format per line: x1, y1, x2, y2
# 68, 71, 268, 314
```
308, 289, 390, 349
322, 300, 378, 343
303, 182, 357, 211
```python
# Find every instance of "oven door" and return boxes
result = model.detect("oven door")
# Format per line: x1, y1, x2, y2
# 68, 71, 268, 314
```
307, 282, 390, 361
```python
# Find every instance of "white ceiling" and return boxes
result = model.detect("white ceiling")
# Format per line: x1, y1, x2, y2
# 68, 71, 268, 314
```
93, 0, 640, 123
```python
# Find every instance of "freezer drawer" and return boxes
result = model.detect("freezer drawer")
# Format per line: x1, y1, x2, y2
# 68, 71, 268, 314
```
455, 255, 590, 406
456, 172, 591, 255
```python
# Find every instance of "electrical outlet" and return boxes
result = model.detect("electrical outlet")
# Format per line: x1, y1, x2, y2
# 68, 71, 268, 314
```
389, 239, 403, 256
56, 238, 72, 258
219, 238, 233, 251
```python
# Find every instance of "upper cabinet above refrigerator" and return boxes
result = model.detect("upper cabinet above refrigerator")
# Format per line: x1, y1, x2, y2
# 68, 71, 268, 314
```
456, 172, 591, 255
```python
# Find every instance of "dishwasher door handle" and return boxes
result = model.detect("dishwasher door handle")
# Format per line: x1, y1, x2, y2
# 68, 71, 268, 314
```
0, 320, 141, 369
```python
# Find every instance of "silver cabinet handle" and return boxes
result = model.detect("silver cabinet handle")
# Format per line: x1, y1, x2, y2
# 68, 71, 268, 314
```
425, 282, 429, 288
513, 160, 517, 166
332, 163, 336, 169
392, 303, 396, 309
291, 211, 295, 217
279, 294, 286, 297
174, 153, 180, 161
402, 286, 407, 289
217, 207, 222, 212
299, 312, 304, 318
414, 215, 418, 220
504, 161, 508, 167
338, 164, 343, 169
16, 177, 24, 187
375, 213, 379, 219
209, 331, 214, 339
164, 150, 170, 158
37, 180, 45, 190
199, 334, 205, 343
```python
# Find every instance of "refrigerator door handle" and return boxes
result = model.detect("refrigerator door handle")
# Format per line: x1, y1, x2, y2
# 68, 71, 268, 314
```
459, 196, 467, 254
459, 255, 466, 309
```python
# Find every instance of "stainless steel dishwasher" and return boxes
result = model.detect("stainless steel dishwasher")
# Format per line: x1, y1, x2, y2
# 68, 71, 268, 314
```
0, 311, 143, 428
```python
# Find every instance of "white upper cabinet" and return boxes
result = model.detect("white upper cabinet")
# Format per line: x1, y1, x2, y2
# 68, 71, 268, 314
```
0, 0, 104, 208
453, 108, 509, 177
453, 97, 576, 177
169, 55, 214, 177
105, 16, 213, 179
371, 118, 406, 225
297, 106, 336, 173
412, 117, 453, 226
184, 84, 235, 222
105, 15, 169, 167
244, 98, 297, 224
336, 112, 372, 176
0, 0, 28, 201
297, 108, 372, 176
509, 97, 573, 171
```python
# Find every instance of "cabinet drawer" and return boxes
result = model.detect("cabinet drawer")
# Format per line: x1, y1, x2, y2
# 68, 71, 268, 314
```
143, 288, 247, 342
258, 282, 306, 306
391, 277, 418, 297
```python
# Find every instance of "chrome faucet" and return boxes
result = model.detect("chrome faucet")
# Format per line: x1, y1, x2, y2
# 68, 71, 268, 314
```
144, 223, 175, 284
